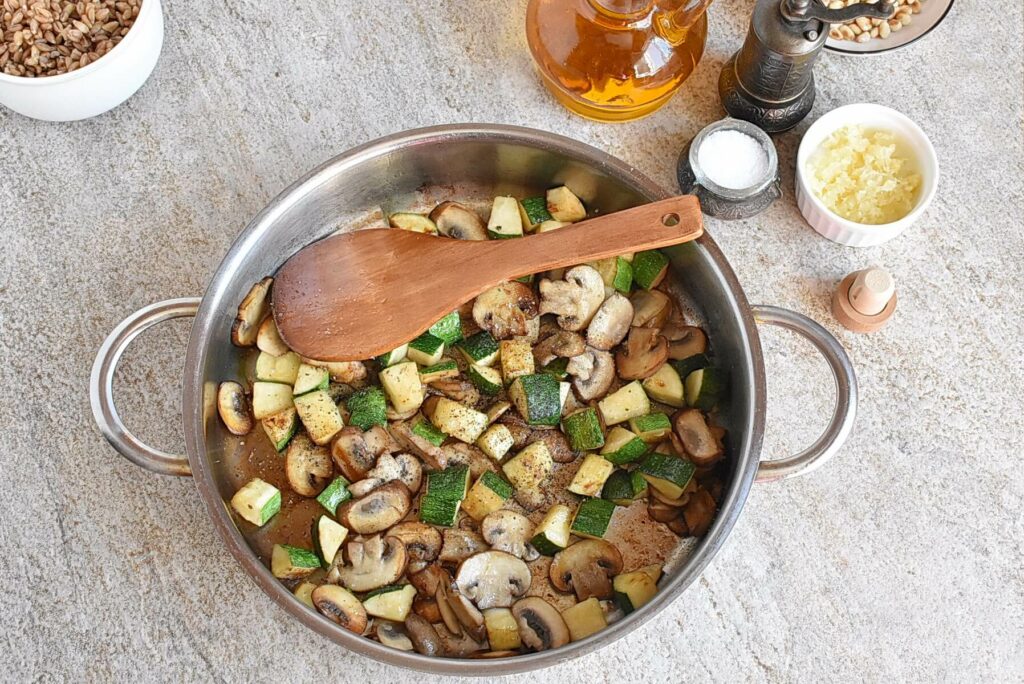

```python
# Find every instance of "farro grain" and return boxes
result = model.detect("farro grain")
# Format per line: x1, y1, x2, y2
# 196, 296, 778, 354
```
0, 0, 141, 77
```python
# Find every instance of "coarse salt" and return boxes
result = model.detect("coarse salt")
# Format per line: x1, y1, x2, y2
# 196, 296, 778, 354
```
697, 129, 769, 190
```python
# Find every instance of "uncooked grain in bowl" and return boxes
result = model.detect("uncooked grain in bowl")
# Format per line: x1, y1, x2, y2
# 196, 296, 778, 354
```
0, 0, 141, 78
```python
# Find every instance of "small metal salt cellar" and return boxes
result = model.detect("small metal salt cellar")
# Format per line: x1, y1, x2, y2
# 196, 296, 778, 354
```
677, 118, 782, 220
719, 0, 896, 132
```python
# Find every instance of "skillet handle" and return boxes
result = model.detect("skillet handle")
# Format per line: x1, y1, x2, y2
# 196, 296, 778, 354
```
90, 298, 201, 477
752, 305, 858, 482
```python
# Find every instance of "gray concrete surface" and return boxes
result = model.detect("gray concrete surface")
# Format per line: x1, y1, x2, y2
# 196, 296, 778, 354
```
1, 0, 1021, 681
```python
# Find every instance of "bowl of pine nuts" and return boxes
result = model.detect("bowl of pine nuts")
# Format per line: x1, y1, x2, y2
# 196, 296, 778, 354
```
824, 0, 954, 55
0, 0, 162, 121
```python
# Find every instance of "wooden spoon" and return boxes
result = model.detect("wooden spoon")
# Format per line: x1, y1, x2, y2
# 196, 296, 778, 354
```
273, 195, 702, 361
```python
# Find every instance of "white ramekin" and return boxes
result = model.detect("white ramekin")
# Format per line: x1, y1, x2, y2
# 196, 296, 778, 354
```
795, 103, 939, 248
0, 0, 163, 122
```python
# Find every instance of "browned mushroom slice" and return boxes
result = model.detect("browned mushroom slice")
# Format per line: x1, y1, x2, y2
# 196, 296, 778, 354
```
285, 434, 334, 497
429, 201, 488, 241
410, 564, 453, 597
256, 316, 290, 356
615, 327, 669, 380
331, 425, 396, 481
335, 534, 408, 592
512, 597, 570, 651
448, 590, 487, 640
672, 409, 723, 466
231, 276, 272, 347
435, 584, 463, 635
405, 613, 444, 656
456, 551, 531, 610
427, 377, 481, 406
538, 266, 605, 332
630, 289, 671, 329
586, 293, 633, 351
667, 326, 708, 360
533, 330, 586, 367
549, 540, 624, 601
441, 442, 498, 479
439, 528, 489, 565
375, 620, 414, 651
435, 623, 489, 657
667, 515, 690, 536
473, 282, 539, 340
530, 428, 576, 464
337, 481, 411, 534
567, 347, 616, 402
349, 452, 424, 498
389, 522, 443, 571
682, 489, 717, 537
217, 381, 253, 435
301, 357, 368, 384
312, 584, 367, 634
412, 596, 442, 623
390, 419, 447, 470
647, 497, 683, 523
660, 301, 691, 341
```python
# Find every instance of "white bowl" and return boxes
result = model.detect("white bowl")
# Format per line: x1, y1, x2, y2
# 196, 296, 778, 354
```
825, 0, 955, 56
0, 0, 163, 122
795, 102, 938, 247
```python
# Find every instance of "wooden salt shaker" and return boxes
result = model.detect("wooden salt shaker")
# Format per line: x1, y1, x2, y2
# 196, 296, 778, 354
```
832, 267, 897, 333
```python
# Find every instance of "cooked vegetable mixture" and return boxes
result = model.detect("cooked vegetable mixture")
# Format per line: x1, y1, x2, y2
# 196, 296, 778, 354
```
221, 186, 728, 658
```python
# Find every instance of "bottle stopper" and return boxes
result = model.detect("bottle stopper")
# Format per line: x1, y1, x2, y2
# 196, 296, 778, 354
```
832, 267, 897, 333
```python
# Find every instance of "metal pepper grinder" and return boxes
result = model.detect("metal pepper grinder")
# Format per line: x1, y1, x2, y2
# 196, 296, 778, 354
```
719, 0, 895, 132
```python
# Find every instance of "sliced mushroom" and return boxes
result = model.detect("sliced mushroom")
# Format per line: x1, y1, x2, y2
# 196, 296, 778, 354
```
615, 327, 669, 380
413, 596, 443, 623
667, 515, 690, 536
439, 528, 489, 565
440, 442, 497, 479
530, 428, 576, 464
455, 551, 531, 609
386, 403, 420, 421
301, 357, 368, 384
673, 409, 724, 466
436, 584, 463, 635
409, 563, 453, 597
549, 540, 624, 601
511, 597, 570, 651
335, 534, 408, 592
472, 282, 539, 340
311, 584, 367, 634
667, 326, 707, 360
515, 315, 541, 344
435, 623, 489, 656
648, 497, 683, 523
285, 434, 334, 497
481, 511, 539, 561
375, 620, 414, 651
538, 266, 605, 331
231, 276, 272, 347
429, 201, 488, 241
331, 425, 396, 481
389, 522, 442, 571
660, 302, 691, 341
447, 590, 487, 640
567, 347, 615, 401
405, 613, 444, 656
256, 316, 290, 356
337, 481, 411, 534
649, 478, 697, 506
586, 293, 633, 351
427, 377, 481, 406
630, 290, 671, 329
533, 331, 585, 367
682, 489, 717, 537
390, 419, 447, 470
350, 452, 424, 497
217, 381, 253, 435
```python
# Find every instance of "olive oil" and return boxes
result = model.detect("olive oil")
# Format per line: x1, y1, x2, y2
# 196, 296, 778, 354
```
525, 0, 713, 122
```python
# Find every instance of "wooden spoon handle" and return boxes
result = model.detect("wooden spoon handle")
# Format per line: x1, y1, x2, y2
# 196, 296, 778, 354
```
481, 195, 703, 280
